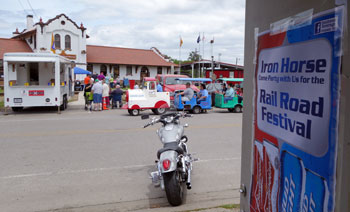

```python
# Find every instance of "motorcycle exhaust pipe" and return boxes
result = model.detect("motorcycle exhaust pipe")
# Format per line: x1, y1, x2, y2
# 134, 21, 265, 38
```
186, 168, 192, 190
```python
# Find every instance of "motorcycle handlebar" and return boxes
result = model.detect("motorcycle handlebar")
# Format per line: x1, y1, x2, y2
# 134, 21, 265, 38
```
143, 112, 192, 128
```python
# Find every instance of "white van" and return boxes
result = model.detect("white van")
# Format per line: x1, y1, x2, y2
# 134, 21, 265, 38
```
3, 53, 74, 112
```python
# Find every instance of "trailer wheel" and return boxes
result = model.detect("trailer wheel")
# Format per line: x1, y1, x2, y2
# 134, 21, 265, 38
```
128, 109, 139, 116
12, 107, 23, 112
154, 107, 167, 115
60, 96, 68, 111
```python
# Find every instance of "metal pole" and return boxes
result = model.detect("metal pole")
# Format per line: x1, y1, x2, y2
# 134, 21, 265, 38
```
191, 64, 194, 78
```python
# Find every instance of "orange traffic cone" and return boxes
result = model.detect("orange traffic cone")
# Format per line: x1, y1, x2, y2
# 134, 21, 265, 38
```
102, 97, 109, 110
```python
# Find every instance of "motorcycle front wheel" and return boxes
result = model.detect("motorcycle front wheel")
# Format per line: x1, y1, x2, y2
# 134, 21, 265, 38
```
163, 171, 185, 206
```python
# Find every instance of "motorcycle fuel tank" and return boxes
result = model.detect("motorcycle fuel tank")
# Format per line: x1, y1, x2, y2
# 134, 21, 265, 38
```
158, 124, 184, 144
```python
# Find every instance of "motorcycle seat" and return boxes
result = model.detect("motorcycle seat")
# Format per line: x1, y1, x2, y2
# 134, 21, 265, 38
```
157, 142, 184, 159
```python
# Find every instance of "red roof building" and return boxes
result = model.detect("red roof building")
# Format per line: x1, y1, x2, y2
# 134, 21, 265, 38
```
0, 38, 33, 59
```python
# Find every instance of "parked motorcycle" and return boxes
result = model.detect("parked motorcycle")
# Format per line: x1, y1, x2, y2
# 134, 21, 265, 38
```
142, 111, 197, 206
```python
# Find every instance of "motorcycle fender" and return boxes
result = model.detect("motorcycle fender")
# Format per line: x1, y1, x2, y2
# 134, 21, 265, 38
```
160, 150, 178, 173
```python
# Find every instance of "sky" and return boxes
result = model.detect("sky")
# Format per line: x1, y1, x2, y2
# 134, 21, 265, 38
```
0, 0, 245, 65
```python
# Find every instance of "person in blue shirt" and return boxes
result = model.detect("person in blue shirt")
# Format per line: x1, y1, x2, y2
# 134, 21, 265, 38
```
197, 83, 209, 103
157, 80, 163, 92
224, 83, 235, 103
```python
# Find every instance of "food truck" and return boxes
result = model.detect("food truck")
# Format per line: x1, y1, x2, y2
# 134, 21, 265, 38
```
123, 77, 170, 116
3, 53, 74, 112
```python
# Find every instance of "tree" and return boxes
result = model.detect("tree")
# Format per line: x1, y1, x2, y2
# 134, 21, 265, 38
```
188, 51, 202, 61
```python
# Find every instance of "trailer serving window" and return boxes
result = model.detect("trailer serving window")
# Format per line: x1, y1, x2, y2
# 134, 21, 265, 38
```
7, 62, 56, 86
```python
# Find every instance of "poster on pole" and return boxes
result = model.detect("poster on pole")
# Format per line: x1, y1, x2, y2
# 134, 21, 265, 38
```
250, 7, 344, 212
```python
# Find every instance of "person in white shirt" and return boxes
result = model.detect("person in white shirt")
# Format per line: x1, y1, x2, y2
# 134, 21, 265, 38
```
92, 80, 103, 111
102, 81, 110, 110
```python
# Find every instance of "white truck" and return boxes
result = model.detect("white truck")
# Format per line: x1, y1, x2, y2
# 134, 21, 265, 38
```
122, 77, 170, 116
3, 53, 74, 112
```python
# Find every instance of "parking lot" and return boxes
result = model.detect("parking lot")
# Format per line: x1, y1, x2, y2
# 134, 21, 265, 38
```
0, 104, 242, 212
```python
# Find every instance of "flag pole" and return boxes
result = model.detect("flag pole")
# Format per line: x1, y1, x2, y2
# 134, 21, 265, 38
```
202, 32, 205, 78
179, 35, 181, 75
198, 34, 201, 77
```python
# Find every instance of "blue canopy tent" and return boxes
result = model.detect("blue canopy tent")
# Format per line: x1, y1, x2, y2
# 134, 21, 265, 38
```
74, 67, 91, 75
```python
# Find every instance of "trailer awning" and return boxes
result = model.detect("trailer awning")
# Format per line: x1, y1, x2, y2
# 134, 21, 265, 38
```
74, 67, 91, 75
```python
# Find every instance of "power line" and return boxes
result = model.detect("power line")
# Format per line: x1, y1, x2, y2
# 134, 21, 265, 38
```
26, 0, 38, 19
18, 0, 29, 15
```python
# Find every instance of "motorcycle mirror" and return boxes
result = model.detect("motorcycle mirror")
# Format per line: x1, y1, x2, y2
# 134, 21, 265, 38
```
141, 115, 149, 120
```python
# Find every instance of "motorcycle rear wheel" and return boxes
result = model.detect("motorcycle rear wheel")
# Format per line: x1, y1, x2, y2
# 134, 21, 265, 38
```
163, 171, 185, 206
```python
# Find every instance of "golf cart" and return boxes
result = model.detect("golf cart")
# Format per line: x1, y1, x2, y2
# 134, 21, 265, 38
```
214, 78, 243, 113
173, 78, 212, 114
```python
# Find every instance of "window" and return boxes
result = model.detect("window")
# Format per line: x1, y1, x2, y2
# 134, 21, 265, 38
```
54, 34, 61, 49
229, 71, 234, 78
100, 64, 107, 75
87, 64, 93, 73
149, 82, 156, 90
29, 63, 39, 85
157, 67, 162, 75
126, 65, 132, 76
65, 35, 71, 49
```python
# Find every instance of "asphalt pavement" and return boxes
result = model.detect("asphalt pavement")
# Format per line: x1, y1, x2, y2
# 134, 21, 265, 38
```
0, 93, 242, 212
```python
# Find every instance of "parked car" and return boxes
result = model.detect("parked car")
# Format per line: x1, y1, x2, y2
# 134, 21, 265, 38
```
156, 74, 200, 101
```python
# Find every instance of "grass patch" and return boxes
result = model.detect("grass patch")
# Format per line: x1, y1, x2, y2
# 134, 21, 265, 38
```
0, 87, 3, 94
0, 100, 3, 108
183, 204, 240, 212
219, 204, 240, 209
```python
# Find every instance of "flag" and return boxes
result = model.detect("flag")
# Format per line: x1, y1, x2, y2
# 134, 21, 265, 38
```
197, 35, 201, 43
180, 37, 183, 47
51, 33, 56, 53
210, 37, 214, 44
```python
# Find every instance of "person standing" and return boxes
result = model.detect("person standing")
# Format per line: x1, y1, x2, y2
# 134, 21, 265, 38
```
92, 80, 103, 111
157, 80, 163, 92
97, 71, 105, 81
84, 74, 91, 85
84, 78, 94, 111
102, 80, 110, 110
134, 83, 139, 89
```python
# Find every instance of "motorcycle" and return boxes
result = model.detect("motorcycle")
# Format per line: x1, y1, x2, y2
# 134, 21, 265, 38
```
141, 111, 197, 206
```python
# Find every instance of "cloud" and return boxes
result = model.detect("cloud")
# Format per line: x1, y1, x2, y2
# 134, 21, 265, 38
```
1, 0, 245, 65
79, 0, 245, 64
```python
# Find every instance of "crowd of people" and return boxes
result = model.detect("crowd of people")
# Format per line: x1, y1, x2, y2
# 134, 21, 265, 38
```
83, 72, 124, 111
81, 72, 243, 112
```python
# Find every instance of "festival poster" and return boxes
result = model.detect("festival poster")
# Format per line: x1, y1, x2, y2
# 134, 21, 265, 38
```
250, 7, 344, 212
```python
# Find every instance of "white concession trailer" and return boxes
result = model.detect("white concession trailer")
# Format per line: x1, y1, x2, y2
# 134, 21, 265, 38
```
3, 53, 74, 112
